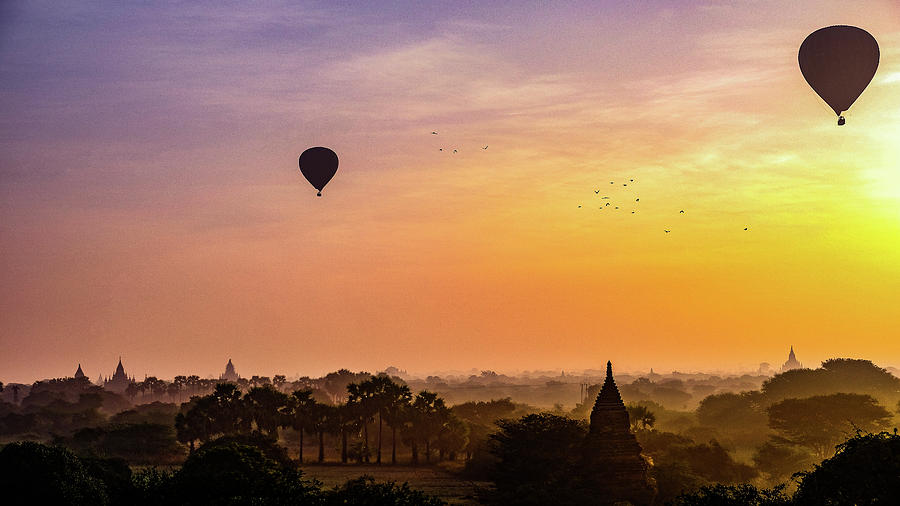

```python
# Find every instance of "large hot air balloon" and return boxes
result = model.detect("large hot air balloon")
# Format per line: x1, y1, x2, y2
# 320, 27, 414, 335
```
799, 26, 879, 125
298, 147, 338, 196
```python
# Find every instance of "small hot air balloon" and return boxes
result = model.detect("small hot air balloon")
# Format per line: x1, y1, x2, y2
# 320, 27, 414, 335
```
798, 26, 879, 125
298, 147, 338, 196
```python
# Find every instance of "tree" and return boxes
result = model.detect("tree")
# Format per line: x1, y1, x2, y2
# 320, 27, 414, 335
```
244, 384, 289, 436
696, 391, 768, 431
288, 389, 318, 463
767, 393, 892, 457
0, 441, 108, 505
174, 396, 216, 452
174, 438, 320, 505
404, 391, 449, 464
347, 380, 377, 463
369, 375, 412, 464
752, 439, 816, 485
487, 413, 589, 505
325, 476, 445, 505
793, 431, 900, 505
627, 404, 656, 431
671, 484, 791, 506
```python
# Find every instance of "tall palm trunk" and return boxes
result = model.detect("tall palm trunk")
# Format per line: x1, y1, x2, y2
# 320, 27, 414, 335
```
376, 413, 383, 464
411, 442, 419, 465
363, 421, 369, 462
425, 441, 431, 463
298, 430, 304, 463
391, 425, 398, 464
341, 427, 348, 463
318, 430, 325, 462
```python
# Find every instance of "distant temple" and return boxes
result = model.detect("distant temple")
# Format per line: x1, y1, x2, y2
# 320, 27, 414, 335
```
581, 361, 657, 505
781, 346, 802, 372
220, 358, 240, 382
74, 364, 85, 379
102, 357, 135, 393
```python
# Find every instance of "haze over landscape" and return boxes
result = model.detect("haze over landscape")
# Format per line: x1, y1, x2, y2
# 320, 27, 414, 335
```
3, 1, 900, 384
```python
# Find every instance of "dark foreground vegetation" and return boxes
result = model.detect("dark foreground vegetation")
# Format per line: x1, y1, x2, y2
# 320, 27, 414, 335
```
1, 357, 899, 504
0, 436, 445, 505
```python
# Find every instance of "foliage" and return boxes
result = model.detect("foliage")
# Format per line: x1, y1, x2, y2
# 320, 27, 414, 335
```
671, 483, 792, 505
486, 413, 589, 505
752, 439, 816, 485
626, 404, 656, 430
0, 441, 108, 506
792, 431, 900, 505
767, 393, 892, 457
324, 476, 446, 506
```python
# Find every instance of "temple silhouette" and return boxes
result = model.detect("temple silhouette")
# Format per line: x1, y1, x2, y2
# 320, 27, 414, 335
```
581, 361, 657, 505
220, 358, 240, 382
101, 357, 135, 393
781, 346, 802, 372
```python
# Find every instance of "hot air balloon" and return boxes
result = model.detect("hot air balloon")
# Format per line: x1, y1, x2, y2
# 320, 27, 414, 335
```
798, 26, 879, 125
298, 147, 338, 196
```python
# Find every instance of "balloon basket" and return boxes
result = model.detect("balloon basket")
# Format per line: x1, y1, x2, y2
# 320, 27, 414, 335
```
837, 116, 845, 126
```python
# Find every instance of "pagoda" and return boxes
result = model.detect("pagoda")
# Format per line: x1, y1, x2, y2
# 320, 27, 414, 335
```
220, 358, 240, 382
581, 361, 657, 505
74, 364, 85, 379
781, 346, 802, 372
103, 357, 135, 393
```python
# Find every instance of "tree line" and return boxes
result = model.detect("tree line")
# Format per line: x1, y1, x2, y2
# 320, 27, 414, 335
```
175, 374, 469, 465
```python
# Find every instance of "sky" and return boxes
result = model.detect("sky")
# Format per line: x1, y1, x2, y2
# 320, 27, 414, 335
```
2, 1, 900, 383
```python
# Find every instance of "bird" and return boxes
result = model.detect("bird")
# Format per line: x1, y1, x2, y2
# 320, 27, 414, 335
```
601, 196, 609, 199
482, 146, 488, 150
605, 203, 610, 206
679, 210, 684, 214
630, 179, 634, 182
594, 190, 600, 194
453, 149, 458, 153
578, 205, 582, 208
610, 181, 614, 184
431, 131, 438, 135
635, 198, 639, 202
439, 148, 443, 151
631, 211, 635, 214
623, 184, 627, 186
615, 206, 619, 209
664, 230, 670, 233
744, 227, 748, 231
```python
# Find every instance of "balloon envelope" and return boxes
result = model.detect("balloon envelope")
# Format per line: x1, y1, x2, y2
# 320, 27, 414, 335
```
298, 147, 338, 196
798, 26, 879, 116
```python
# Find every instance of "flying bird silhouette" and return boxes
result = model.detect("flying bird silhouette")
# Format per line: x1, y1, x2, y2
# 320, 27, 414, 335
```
431, 131, 438, 135
635, 198, 639, 202
453, 149, 458, 153
679, 210, 684, 214
664, 230, 670, 233
605, 203, 610, 206
601, 196, 609, 199
482, 146, 488, 150
595, 190, 600, 194
744, 227, 748, 230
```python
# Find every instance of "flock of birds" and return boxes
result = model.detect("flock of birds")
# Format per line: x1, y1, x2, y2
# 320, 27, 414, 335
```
431, 131, 487, 154
577, 182, 749, 234
429, 131, 749, 234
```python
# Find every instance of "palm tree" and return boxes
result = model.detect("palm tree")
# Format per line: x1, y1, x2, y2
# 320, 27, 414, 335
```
330, 402, 358, 463
245, 384, 289, 436
626, 404, 656, 431
347, 380, 376, 463
289, 389, 318, 463
377, 378, 412, 464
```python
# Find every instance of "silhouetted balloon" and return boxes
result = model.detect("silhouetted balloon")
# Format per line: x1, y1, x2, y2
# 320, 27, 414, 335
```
299, 147, 338, 196
799, 26, 879, 125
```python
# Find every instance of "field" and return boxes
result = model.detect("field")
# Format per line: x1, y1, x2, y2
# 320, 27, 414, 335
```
299, 463, 490, 505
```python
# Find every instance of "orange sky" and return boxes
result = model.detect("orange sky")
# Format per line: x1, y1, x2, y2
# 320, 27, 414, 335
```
2, 1, 900, 382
